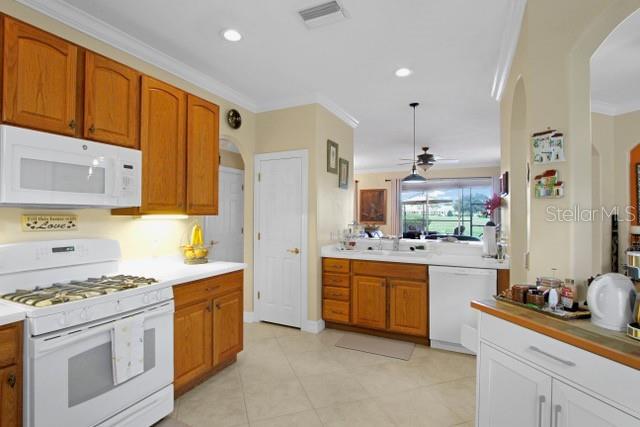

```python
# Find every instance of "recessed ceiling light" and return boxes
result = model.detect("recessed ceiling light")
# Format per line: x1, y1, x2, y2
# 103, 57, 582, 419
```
395, 67, 413, 77
221, 29, 243, 42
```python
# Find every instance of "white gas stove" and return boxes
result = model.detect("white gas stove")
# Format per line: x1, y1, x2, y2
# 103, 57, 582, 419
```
0, 239, 174, 427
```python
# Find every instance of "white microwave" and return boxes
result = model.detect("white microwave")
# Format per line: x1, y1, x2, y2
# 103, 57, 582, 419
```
0, 125, 141, 207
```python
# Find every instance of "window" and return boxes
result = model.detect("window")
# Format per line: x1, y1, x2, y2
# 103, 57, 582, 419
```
401, 178, 493, 238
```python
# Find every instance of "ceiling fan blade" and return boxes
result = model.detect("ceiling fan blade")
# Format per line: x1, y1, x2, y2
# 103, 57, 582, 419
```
397, 162, 414, 166
436, 159, 460, 164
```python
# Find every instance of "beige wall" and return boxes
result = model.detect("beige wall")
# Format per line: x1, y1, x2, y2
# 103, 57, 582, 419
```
220, 149, 245, 170
500, 0, 640, 285
355, 166, 500, 234
256, 104, 354, 322
0, 0, 257, 309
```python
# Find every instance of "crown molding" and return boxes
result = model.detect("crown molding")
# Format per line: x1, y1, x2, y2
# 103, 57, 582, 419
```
257, 94, 359, 128
354, 162, 501, 174
490, 0, 527, 101
16, 0, 258, 111
592, 98, 640, 116
591, 99, 619, 116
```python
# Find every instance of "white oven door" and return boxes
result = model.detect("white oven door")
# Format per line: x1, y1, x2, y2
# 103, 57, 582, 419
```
28, 301, 174, 427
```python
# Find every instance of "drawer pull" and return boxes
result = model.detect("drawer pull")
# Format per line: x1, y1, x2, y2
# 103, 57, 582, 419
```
331, 310, 344, 315
68, 119, 76, 130
537, 395, 545, 427
7, 374, 16, 388
554, 404, 561, 427
528, 346, 575, 367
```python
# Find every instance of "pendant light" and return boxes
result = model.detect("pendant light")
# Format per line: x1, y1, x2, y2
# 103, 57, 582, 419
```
402, 102, 427, 183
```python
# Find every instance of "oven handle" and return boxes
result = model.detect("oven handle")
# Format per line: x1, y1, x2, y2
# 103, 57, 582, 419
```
32, 302, 173, 358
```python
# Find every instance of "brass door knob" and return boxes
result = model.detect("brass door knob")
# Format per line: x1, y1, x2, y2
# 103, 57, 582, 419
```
287, 248, 300, 254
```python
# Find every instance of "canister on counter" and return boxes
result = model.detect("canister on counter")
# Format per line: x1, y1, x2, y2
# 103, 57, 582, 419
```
511, 285, 530, 303
527, 290, 545, 308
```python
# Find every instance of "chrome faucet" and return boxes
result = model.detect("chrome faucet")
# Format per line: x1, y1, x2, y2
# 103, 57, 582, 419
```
392, 235, 400, 251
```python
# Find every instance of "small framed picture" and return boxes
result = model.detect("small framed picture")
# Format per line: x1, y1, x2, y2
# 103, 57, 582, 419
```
338, 158, 349, 189
500, 171, 509, 196
327, 140, 339, 174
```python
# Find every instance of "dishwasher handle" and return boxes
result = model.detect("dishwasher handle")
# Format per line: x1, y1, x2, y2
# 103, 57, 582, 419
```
428, 265, 496, 277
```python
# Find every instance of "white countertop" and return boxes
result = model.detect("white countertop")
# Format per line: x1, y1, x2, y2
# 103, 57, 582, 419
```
118, 256, 247, 287
321, 245, 509, 270
0, 304, 26, 327
0, 257, 246, 325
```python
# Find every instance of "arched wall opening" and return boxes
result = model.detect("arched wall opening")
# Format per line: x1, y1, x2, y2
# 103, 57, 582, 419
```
203, 137, 246, 263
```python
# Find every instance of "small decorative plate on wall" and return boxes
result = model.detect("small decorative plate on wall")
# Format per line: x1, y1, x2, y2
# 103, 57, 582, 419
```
226, 109, 242, 129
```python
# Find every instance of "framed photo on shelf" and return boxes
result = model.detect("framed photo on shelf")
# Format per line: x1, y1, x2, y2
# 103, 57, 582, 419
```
359, 189, 387, 224
338, 158, 349, 189
327, 140, 339, 174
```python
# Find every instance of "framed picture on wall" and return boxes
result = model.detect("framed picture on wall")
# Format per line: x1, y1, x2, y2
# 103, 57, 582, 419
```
338, 158, 349, 189
500, 171, 509, 196
359, 189, 387, 224
636, 163, 640, 224
327, 140, 339, 174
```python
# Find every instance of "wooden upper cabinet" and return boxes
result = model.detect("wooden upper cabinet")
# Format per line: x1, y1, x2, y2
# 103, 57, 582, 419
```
213, 291, 243, 367
388, 279, 427, 337
186, 95, 219, 215
84, 52, 139, 148
352, 275, 387, 330
3, 17, 79, 136
140, 76, 186, 213
174, 299, 213, 393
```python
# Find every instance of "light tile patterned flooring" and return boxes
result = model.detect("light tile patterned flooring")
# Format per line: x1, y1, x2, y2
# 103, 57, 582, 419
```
159, 322, 476, 427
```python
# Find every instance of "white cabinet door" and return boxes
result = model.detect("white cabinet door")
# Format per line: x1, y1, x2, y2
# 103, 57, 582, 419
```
552, 380, 640, 427
478, 343, 552, 427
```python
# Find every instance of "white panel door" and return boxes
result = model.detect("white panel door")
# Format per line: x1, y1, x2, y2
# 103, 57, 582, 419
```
255, 152, 305, 327
478, 343, 552, 427
204, 167, 244, 262
552, 380, 639, 427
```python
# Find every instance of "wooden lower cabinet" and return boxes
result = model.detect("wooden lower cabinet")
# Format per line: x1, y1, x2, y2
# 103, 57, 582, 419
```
388, 279, 428, 337
352, 275, 387, 330
0, 322, 22, 427
322, 258, 429, 342
173, 271, 244, 397
174, 300, 213, 392
212, 291, 243, 366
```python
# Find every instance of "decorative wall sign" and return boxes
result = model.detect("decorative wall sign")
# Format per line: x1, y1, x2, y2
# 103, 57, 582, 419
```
327, 140, 339, 174
533, 170, 564, 198
359, 189, 387, 224
22, 214, 78, 232
338, 158, 349, 189
531, 129, 565, 163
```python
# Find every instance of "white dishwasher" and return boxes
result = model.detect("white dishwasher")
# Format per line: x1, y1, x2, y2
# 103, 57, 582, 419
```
428, 265, 497, 354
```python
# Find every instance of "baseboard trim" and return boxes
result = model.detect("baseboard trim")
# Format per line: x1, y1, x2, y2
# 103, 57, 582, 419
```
302, 319, 325, 334
243, 311, 255, 323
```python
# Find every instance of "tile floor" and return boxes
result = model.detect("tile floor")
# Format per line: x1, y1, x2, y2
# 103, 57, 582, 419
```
158, 322, 476, 427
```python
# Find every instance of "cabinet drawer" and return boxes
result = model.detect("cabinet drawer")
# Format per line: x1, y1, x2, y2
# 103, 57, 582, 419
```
323, 258, 350, 273
323, 300, 350, 323
0, 323, 20, 368
352, 261, 426, 280
323, 286, 349, 301
174, 271, 243, 308
479, 312, 640, 417
323, 273, 349, 288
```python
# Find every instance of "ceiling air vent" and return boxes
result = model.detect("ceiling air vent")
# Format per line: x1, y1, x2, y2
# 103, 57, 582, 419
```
298, 1, 348, 29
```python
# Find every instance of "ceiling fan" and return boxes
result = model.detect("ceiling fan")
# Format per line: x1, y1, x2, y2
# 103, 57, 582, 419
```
399, 146, 459, 171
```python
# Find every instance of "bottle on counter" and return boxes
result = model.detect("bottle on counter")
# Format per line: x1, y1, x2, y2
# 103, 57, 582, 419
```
560, 279, 579, 312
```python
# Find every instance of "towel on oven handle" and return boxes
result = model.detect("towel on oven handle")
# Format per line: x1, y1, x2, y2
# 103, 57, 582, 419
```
111, 314, 145, 385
